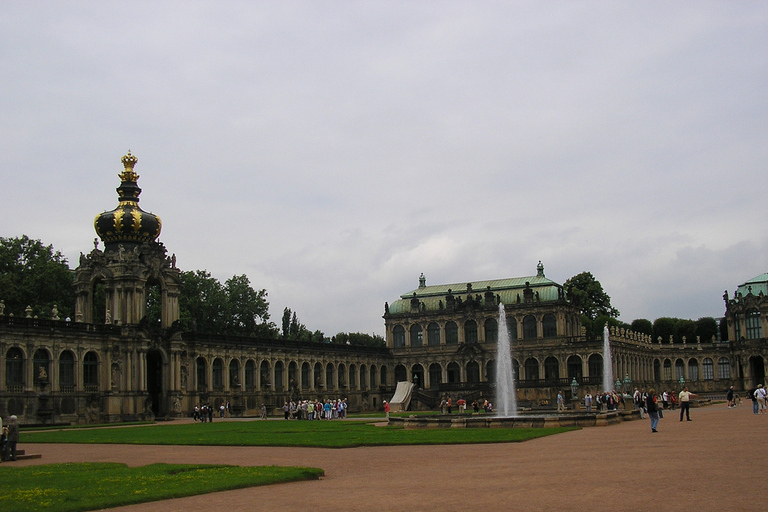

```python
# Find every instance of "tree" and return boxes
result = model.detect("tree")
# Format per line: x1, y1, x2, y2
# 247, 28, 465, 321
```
224, 274, 271, 336
0, 235, 74, 318
652, 317, 676, 344
178, 270, 228, 333
178, 271, 278, 337
696, 317, 718, 343
630, 318, 653, 336
332, 332, 386, 347
563, 271, 620, 320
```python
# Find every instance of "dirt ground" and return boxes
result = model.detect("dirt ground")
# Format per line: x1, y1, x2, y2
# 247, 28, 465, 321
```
12, 403, 764, 512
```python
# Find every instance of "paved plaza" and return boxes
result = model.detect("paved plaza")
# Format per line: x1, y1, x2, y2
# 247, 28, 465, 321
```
14, 403, 763, 512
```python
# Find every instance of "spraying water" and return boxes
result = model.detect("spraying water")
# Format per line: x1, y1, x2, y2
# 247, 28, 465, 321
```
602, 324, 614, 392
496, 302, 518, 416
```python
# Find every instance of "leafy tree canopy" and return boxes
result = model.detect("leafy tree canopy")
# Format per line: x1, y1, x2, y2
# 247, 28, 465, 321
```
178, 270, 278, 337
331, 332, 386, 347
563, 271, 620, 321
0, 235, 74, 318
630, 318, 653, 336
281, 307, 324, 342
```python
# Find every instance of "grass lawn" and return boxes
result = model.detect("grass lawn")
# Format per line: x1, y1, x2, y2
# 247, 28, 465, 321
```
22, 419, 574, 447
0, 462, 323, 512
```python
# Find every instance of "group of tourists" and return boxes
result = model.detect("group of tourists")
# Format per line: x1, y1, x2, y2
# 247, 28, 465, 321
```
582, 391, 624, 412
438, 397, 492, 414
282, 399, 348, 420
639, 386, 697, 433
0, 415, 19, 462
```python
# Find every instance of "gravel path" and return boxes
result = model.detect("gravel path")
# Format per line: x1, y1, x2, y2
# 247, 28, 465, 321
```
13, 404, 762, 512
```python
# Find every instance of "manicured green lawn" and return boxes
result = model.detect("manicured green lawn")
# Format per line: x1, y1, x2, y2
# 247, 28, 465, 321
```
0, 462, 323, 512
22, 419, 574, 447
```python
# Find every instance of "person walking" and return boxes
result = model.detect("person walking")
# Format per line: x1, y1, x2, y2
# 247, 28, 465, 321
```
755, 384, 767, 413
646, 389, 660, 433
679, 386, 697, 421
5, 415, 19, 461
383, 400, 390, 420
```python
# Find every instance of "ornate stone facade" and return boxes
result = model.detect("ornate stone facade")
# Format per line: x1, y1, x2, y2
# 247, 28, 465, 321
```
0, 153, 765, 423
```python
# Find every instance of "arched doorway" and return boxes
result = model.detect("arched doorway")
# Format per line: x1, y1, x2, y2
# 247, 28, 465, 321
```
750, 356, 765, 387
146, 350, 164, 417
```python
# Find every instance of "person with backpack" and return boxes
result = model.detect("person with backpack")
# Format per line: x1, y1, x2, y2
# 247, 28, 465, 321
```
748, 387, 759, 414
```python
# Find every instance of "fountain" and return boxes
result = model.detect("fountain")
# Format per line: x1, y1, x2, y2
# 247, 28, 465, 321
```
602, 324, 614, 392
387, 309, 629, 429
495, 302, 517, 416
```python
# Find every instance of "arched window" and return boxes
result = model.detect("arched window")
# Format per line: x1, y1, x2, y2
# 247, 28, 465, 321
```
746, 309, 762, 339
59, 350, 76, 391
33, 349, 50, 384
301, 362, 311, 389
663, 359, 672, 381
245, 360, 255, 388
429, 363, 442, 389
447, 362, 461, 383
524, 358, 539, 381
83, 351, 99, 390
507, 317, 518, 340
410, 324, 423, 347
360, 365, 367, 390
196, 357, 207, 391
466, 361, 480, 383
543, 314, 557, 338
653, 359, 661, 382
523, 315, 537, 340
464, 320, 478, 343
370, 365, 377, 388
394, 364, 407, 382
688, 359, 699, 381
379, 366, 387, 387
349, 364, 357, 389
513, 359, 520, 381
5, 347, 24, 390
718, 357, 731, 379
544, 356, 559, 381
393, 325, 405, 347
274, 361, 284, 390
326, 363, 334, 390
260, 360, 271, 389
229, 359, 240, 388
588, 354, 603, 382
702, 358, 714, 380
445, 322, 459, 345
427, 322, 440, 346
411, 364, 424, 388
315, 362, 323, 388
484, 318, 498, 343
567, 355, 582, 381
675, 359, 685, 381
288, 362, 297, 389
486, 360, 496, 384
212, 358, 224, 389
337, 363, 346, 388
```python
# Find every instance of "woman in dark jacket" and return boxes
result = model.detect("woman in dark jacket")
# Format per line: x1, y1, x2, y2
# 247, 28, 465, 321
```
646, 388, 660, 433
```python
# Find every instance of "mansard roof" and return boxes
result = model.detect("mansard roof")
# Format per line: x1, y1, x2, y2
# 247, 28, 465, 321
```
387, 273, 566, 315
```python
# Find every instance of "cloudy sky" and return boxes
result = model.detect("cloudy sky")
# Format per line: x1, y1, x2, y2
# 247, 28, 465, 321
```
2, 2, 767, 336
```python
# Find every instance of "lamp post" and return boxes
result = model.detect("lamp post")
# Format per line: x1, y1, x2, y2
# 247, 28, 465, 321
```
623, 374, 631, 394
615, 379, 621, 392
679, 376, 685, 388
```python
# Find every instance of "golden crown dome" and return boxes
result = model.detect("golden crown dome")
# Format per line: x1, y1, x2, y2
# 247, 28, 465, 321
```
94, 152, 162, 249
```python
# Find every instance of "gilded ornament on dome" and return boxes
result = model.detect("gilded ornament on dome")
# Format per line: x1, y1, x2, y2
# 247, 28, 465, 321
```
113, 209, 124, 232
131, 210, 143, 233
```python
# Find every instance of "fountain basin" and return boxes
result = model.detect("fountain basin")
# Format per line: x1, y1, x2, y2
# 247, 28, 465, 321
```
388, 410, 636, 429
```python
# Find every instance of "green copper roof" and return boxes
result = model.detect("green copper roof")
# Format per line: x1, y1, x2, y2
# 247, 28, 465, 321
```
737, 273, 768, 298
387, 273, 565, 315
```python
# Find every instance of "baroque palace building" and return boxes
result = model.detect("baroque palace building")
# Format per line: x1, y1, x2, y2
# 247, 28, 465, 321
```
1, 152, 767, 423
